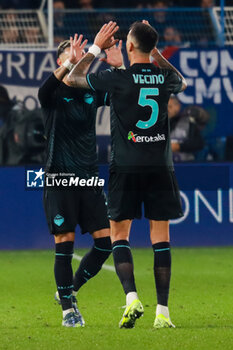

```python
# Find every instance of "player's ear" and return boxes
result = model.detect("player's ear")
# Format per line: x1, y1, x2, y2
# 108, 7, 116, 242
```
57, 58, 62, 66
129, 41, 134, 52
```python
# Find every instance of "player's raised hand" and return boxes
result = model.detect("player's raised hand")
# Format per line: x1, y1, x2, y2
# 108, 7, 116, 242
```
99, 40, 123, 68
69, 33, 88, 64
94, 21, 119, 50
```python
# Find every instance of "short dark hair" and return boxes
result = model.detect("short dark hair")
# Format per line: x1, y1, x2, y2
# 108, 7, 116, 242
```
57, 39, 70, 58
129, 22, 159, 53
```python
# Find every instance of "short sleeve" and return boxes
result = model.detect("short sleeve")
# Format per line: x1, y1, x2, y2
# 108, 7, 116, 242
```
166, 71, 183, 94
86, 69, 117, 93
38, 73, 60, 108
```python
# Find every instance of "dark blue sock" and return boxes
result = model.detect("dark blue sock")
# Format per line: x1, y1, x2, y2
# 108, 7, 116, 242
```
152, 241, 171, 306
112, 240, 137, 294
73, 237, 112, 292
54, 241, 74, 311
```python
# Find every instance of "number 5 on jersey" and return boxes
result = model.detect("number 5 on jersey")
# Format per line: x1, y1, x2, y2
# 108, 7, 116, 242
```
136, 88, 159, 129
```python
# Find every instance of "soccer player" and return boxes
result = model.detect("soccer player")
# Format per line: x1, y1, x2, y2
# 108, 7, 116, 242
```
38, 25, 120, 328
68, 21, 187, 329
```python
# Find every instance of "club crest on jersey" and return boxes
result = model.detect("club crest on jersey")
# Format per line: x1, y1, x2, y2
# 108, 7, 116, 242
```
54, 214, 64, 227
84, 93, 94, 105
128, 131, 166, 143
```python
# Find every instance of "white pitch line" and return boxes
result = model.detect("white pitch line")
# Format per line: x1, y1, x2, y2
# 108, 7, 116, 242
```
73, 253, 115, 272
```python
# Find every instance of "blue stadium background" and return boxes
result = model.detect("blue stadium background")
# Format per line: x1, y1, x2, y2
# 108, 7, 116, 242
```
0, 0, 232, 249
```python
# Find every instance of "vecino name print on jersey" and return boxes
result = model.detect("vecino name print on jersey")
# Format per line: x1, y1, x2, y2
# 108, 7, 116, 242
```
132, 74, 165, 85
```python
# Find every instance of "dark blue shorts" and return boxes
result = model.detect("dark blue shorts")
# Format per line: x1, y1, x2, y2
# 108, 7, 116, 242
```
107, 170, 183, 221
43, 186, 110, 235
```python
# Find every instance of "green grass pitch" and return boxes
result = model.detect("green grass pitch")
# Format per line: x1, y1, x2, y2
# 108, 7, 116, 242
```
1, 247, 233, 350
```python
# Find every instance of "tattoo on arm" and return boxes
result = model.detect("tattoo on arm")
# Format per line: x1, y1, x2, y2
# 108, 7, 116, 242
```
68, 53, 95, 89
54, 65, 69, 81
153, 51, 187, 91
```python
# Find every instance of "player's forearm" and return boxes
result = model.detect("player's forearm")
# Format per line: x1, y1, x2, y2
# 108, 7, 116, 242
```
152, 50, 187, 91
68, 52, 95, 88
54, 65, 70, 81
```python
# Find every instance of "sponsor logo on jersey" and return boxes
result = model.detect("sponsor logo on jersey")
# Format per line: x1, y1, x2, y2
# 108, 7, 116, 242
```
128, 131, 137, 142
63, 97, 74, 102
128, 131, 166, 143
54, 214, 64, 227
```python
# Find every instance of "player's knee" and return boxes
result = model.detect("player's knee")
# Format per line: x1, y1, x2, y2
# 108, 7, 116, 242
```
110, 231, 129, 243
54, 232, 75, 244
150, 220, 170, 245
93, 236, 112, 258
150, 231, 170, 245
92, 228, 110, 239
110, 219, 131, 242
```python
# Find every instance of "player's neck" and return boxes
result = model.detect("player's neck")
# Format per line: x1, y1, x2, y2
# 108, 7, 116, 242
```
130, 54, 151, 66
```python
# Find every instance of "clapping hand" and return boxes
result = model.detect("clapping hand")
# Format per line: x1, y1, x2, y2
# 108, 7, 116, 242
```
94, 21, 119, 50
69, 33, 88, 64
99, 40, 123, 68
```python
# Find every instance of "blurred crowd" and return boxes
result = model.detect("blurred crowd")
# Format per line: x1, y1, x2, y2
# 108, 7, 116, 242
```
0, 86, 45, 165
0, 0, 232, 165
0, 0, 222, 46
50, 0, 218, 46
0, 84, 232, 166
0, 11, 44, 45
0, 0, 221, 10
167, 97, 233, 162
